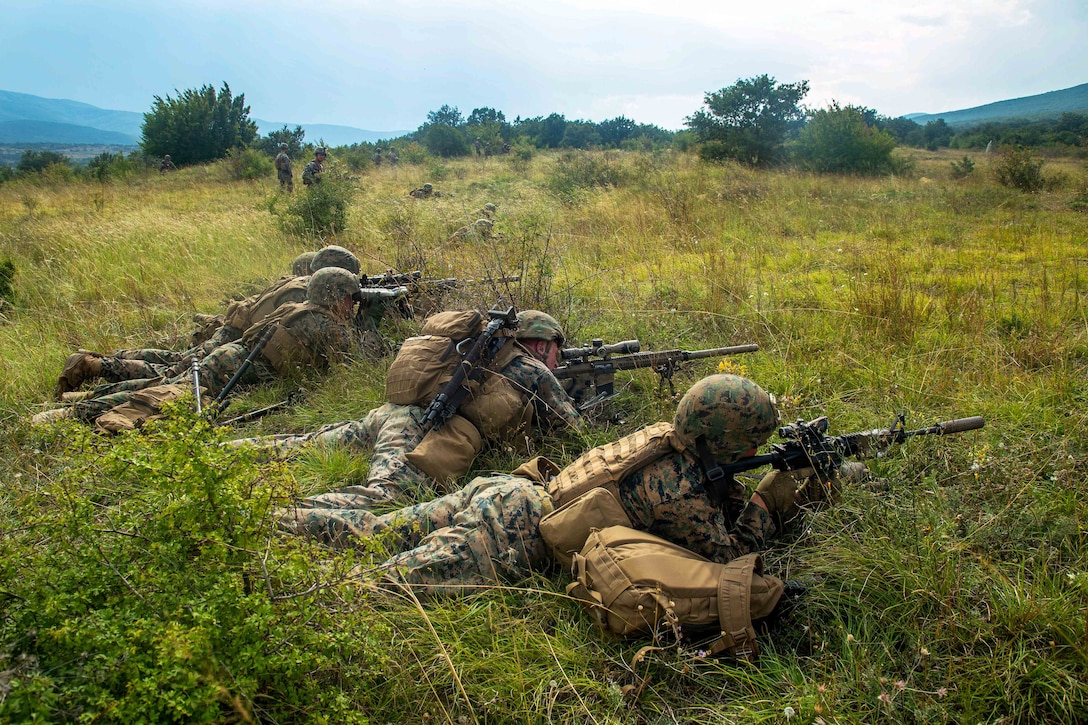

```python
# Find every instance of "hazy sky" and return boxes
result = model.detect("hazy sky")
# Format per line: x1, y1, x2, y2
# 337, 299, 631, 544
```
3, 0, 1086, 132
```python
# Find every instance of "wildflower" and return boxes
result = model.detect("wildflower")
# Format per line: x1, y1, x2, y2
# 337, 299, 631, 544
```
936, 687, 947, 698
877, 692, 891, 704
817, 684, 827, 693
895, 680, 907, 691
920, 647, 930, 657
783, 706, 795, 720
846, 633, 855, 643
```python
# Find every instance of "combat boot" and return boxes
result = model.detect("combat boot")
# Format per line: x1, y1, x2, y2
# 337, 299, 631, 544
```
55, 351, 104, 399
31, 407, 74, 425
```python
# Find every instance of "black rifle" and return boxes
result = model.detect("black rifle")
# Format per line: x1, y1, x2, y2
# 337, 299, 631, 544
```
419, 306, 519, 433
354, 285, 411, 332
553, 342, 760, 409
360, 270, 520, 291
218, 390, 307, 427
709, 414, 985, 483
213, 324, 277, 414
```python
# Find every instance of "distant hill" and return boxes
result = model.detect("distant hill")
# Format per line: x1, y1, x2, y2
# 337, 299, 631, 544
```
0, 89, 409, 148
252, 120, 411, 146
907, 83, 1088, 128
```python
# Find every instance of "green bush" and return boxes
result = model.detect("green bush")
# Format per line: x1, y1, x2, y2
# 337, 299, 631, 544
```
400, 141, 429, 164
0, 165, 15, 185
546, 151, 629, 202
993, 146, 1045, 192
793, 103, 898, 175
280, 175, 352, 236
0, 410, 385, 723
0, 257, 14, 309
950, 155, 976, 179
225, 147, 274, 181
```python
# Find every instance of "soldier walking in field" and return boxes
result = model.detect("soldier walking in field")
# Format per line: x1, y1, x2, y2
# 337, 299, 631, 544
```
274, 143, 293, 191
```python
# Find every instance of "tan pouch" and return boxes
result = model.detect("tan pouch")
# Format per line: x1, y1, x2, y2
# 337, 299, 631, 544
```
94, 384, 203, 434
385, 335, 461, 405
509, 456, 560, 484
539, 487, 632, 568
460, 370, 528, 439
405, 414, 483, 486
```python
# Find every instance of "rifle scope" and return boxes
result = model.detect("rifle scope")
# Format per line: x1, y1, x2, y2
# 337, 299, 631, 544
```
562, 339, 641, 360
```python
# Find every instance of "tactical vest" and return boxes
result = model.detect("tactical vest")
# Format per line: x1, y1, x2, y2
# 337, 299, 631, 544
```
567, 526, 784, 661
241, 301, 338, 375
539, 422, 684, 567
223, 276, 309, 332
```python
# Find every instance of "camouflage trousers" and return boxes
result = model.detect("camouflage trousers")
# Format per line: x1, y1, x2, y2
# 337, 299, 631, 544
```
277, 473, 553, 595
74, 343, 275, 421
93, 337, 224, 386
232, 402, 432, 507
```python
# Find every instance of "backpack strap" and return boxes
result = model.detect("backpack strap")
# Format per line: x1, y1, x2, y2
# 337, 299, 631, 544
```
708, 553, 761, 661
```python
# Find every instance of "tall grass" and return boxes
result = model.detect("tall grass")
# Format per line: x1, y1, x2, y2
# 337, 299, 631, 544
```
1, 148, 1086, 722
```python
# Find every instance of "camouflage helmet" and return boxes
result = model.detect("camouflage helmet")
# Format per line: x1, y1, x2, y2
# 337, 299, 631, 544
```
279, 142, 289, 150
483, 202, 497, 213
422, 183, 433, 192
291, 251, 318, 276
307, 267, 362, 308
315, 147, 327, 156
672, 374, 779, 464
310, 245, 361, 275
516, 310, 565, 346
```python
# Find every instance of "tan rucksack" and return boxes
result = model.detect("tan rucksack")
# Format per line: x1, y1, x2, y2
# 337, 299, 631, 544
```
223, 276, 308, 332
567, 526, 784, 661
94, 384, 204, 434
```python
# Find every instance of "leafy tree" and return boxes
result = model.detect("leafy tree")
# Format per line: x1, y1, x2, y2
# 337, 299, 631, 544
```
423, 123, 469, 157
598, 116, 636, 147
141, 83, 258, 165
465, 107, 509, 154
426, 104, 464, 128
17, 150, 71, 174
993, 145, 1045, 192
686, 74, 809, 166
793, 102, 898, 175
0, 166, 13, 185
541, 113, 567, 148
560, 121, 601, 149
256, 125, 306, 158
922, 118, 953, 151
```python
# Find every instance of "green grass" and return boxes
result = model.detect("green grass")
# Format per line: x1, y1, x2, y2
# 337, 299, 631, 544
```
1, 148, 1086, 722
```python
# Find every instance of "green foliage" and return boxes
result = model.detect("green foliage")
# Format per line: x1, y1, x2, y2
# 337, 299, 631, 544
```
950, 154, 976, 179
687, 74, 809, 166
993, 145, 1046, 192
400, 141, 429, 164
225, 147, 274, 180
545, 150, 629, 202
793, 103, 899, 174
0, 165, 13, 185
279, 174, 351, 236
141, 82, 258, 165
87, 151, 136, 182
16, 149, 71, 174
0, 257, 14, 308
423, 122, 469, 157
255, 124, 305, 158
0, 410, 385, 723
923, 118, 954, 150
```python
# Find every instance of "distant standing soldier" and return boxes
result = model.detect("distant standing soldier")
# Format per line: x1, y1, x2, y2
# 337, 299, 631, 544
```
474, 137, 482, 156
159, 155, 177, 174
302, 147, 327, 186
274, 143, 293, 191
373, 148, 383, 167
386, 147, 399, 166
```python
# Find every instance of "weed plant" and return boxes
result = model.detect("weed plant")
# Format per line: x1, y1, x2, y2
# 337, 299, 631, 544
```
1, 147, 1086, 722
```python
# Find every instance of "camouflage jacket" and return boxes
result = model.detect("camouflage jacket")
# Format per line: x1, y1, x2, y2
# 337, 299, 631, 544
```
302, 159, 324, 185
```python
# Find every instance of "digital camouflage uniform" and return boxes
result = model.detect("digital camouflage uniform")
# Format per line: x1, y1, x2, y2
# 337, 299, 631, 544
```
275, 150, 293, 191
72, 299, 357, 424
281, 425, 775, 593
302, 153, 325, 186
233, 350, 581, 506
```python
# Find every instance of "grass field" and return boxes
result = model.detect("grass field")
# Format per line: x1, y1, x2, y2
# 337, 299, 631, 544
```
1, 147, 1086, 723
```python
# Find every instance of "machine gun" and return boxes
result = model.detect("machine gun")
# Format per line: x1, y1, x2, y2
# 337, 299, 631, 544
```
419, 306, 519, 432
552, 341, 760, 409
709, 414, 985, 484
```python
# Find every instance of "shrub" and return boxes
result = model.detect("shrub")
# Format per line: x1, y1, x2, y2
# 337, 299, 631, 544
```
400, 142, 429, 164
546, 151, 629, 202
0, 257, 15, 309
793, 103, 898, 175
225, 147, 274, 180
950, 155, 976, 179
280, 175, 352, 236
993, 146, 1045, 192
0, 165, 15, 185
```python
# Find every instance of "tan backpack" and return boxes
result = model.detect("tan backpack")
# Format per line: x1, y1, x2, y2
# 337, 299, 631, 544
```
94, 384, 204, 434
567, 526, 784, 661
223, 276, 308, 332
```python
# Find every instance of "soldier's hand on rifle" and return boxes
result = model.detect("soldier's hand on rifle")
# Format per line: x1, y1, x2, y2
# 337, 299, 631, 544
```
753, 467, 815, 521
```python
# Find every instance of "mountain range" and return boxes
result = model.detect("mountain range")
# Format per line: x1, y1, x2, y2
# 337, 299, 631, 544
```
0, 89, 410, 148
1, 83, 1087, 152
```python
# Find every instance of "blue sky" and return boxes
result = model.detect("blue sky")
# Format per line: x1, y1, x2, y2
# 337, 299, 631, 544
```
3, 0, 1086, 132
